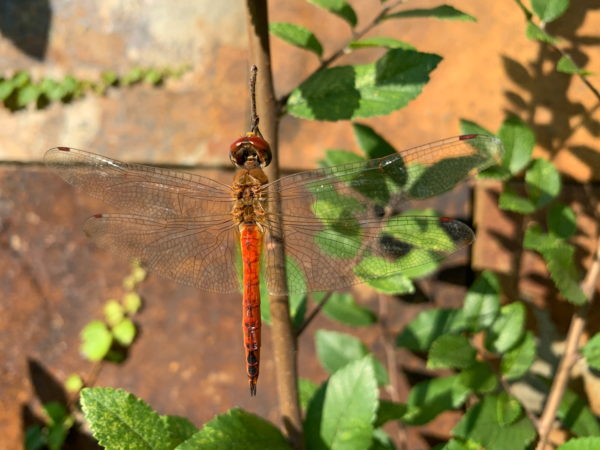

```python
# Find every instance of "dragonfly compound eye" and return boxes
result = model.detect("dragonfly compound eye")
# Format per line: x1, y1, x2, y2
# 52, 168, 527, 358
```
229, 133, 272, 169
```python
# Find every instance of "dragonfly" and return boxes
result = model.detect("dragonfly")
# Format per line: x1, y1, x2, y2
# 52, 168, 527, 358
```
45, 108, 504, 396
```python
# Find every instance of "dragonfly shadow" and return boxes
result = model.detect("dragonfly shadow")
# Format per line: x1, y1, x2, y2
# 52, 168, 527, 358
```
0, 0, 52, 60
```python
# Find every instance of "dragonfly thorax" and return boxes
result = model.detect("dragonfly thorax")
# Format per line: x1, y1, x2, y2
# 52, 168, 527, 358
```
232, 169, 268, 224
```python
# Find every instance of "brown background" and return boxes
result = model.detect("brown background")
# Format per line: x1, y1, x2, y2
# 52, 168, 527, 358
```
1, 0, 600, 449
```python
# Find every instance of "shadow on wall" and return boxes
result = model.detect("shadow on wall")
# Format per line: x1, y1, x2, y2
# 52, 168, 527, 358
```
501, 0, 600, 171
0, 0, 52, 60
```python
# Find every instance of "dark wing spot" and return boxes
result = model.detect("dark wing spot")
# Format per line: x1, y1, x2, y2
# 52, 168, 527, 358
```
379, 234, 413, 259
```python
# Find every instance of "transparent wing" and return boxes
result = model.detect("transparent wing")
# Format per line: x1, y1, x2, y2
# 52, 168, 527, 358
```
261, 135, 503, 294
44, 147, 233, 219
83, 214, 241, 294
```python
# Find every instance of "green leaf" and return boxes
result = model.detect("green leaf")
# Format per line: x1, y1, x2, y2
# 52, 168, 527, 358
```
320, 292, 377, 327
123, 292, 142, 314
0, 80, 15, 100
162, 415, 198, 448
374, 400, 413, 427
112, 318, 136, 346
405, 375, 470, 425
558, 438, 600, 450
306, 0, 357, 27
523, 223, 559, 251
323, 149, 364, 166
543, 245, 587, 305
557, 56, 594, 76
269, 22, 323, 57
531, 0, 570, 22
499, 185, 536, 214
104, 299, 124, 326
443, 439, 481, 450
463, 271, 501, 332
144, 69, 162, 85
102, 70, 118, 85
370, 428, 397, 450
43, 402, 68, 425
81, 387, 169, 450
25, 425, 46, 450
452, 395, 536, 450
291, 294, 307, 331
525, 158, 561, 209
583, 333, 600, 371
65, 373, 84, 393
287, 49, 442, 121
497, 115, 535, 174
17, 84, 41, 107
459, 119, 494, 136
496, 392, 523, 427
315, 330, 388, 386
458, 361, 498, 394
80, 321, 113, 361
178, 408, 291, 450
304, 381, 328, 450
299, 378, 319, 410
396, 308, 466, 351
428, 334, 476, 369
352, 123, 397, 159
320, 356, 378, 450
485, 302, 526, 354
13, 71, 30, 87
525, 21, 562, 43
122, 67, 146, 86
557, 388, 600, 437
367, 271, 415, 295
385, 5, 476, 22
348, 37, 415, 50
548, 203, 577, 239
501, 331, 536, 380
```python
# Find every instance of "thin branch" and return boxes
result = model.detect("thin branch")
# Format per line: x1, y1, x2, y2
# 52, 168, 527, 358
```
295, 291, 333, 337
245, 2, 304, 449
378, 294, 408, 450
536, 238, 600, 450
278, 0, 407, 110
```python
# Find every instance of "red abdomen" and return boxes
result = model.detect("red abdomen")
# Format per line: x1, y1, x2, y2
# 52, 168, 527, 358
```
240, 223, 263, 396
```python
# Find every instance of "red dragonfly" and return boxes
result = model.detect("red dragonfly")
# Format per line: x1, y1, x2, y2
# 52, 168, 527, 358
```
45, 130, 503, 395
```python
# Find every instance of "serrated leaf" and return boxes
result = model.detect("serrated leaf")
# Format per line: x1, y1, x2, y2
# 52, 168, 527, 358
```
178, 408, 291, 450
543, 245, 587, 304
485, 302, 526, 354
323, 149, 364, 166
81, 387, 169, 450
405, 375, 470, 425
385, 5, 476, 22
162, 415, 198, 448
463, 271, 501, 332
112, 318, 136, 346
523, 223, 558, 251
374, 400, 413, 427
497, 115, 535, 174
348, 37, 415, 50
452, 395, 536, 450
320, 292, 377, 327
583, 333, 600, 371
320, 357, 378, 450
525, 21, 562, 43
428, 334, 476, 369
80, 321, 113, 361
496, 392, 523, 427
367, 272, 415, 295
104, 299, 124, 326
458, 361, 498, 393
287, 49, 441, 121
532, 0, 570, 23
558, 438, 600, 450
269, 22, 323, 57
525, 158, 561, 209
307, 0, 357, 27
459, 119, 493, 136
65, 374, 84, 393
557, 56, 594, 76
499, 185, 536, 214
352, 123, 397, 159
547, 203, 577, 240
501, 331, 536, 380
397, 308, 466, 351
299, 378, 319, 410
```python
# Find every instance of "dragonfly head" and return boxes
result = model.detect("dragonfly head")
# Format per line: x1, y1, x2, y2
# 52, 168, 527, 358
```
229, 132, 272, 169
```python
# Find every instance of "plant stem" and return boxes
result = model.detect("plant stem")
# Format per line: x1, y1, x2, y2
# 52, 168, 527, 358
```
278, 0, 407, 110
535, 238, 600, 450
295, 291, 333, 337
245, 2, 304, 449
